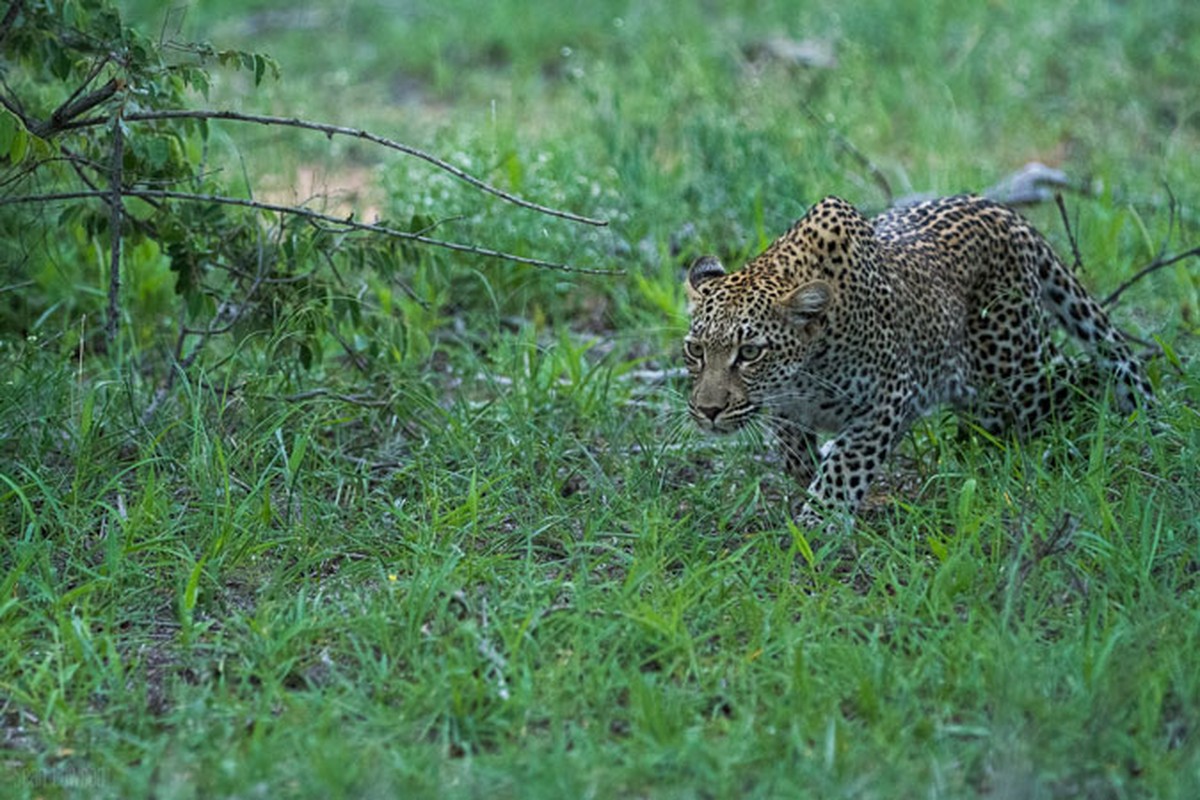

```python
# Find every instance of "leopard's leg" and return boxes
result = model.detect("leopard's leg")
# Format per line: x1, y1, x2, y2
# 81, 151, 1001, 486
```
1035, 242, 1153, 412
772, 418, 819, 486
1011, 353, 1111, 433
964, 284, 1080, 436
967, 316, 1116, 437
968, 355, 1077, 436
795, 406, 906, 529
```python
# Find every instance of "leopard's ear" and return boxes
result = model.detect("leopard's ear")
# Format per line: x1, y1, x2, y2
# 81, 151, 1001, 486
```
777, 280, 832, 326
685, 256, 725, 309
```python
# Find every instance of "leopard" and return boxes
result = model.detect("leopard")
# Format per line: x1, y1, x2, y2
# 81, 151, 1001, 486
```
682, 194, 1153, 528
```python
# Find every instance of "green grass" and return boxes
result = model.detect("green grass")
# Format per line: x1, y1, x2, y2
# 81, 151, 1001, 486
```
4, 0, 1200, 796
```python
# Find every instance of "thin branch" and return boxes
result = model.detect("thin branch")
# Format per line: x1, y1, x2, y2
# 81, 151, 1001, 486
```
105, 115, 124, 346
33, 78, 121, 138
50, 55, 112, 130
0, 0, 25, 50
92, 109, 609, 228
1054, 193, 1084, 271
1015, 513, 1078, 590
0, 154, 48, 190
266, 388, 390, 407
1103, 245, 1200, 309
1158, 184, 1178, 265
0, 82, 28, 127
142, 250, 273, 424
321, 449, 406, 472
140, 328, 189, 424
0, 188, 623, 274
141, 322, 226, 425
180, 310, 240, 338
61, 144, 163, 229
328, 327, 369, 374
800, 101, 893, 203
1054, 192, 1199, 311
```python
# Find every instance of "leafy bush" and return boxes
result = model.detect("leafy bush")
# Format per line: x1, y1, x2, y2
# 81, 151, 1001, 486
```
1, 0, 605, 413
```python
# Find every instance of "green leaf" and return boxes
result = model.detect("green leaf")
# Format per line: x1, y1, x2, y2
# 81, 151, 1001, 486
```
1154, 335, 1183, 372
190, 68, 210, 98
299, 341, 314, 370
79, 386, 95, 438
927, 536, 949, 562
287, 433, 309, 481
9, 129, 28, 164
0, 110, 14, 154
955, 477, 978, 536
145, 137, 170, 170
183, 553, 207, 614
786, 519, 816, 568
0, 109, 28, 164
125, 196, 158, 222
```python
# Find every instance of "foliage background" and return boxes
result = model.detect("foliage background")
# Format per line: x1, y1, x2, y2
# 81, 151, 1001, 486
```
1, 0, 1198, 796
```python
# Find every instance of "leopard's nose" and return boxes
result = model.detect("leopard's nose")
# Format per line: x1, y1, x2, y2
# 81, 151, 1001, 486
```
696, 405, 722, 422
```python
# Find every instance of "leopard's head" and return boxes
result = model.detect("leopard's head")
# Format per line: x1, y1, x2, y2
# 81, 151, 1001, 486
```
682, 255, 832, 433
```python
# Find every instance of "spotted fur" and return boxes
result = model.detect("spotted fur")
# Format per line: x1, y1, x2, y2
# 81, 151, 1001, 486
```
683, 194, 1152, 527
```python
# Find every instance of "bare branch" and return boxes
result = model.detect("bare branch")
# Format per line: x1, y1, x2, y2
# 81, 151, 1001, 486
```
105, 115, 124, 346
1014, 513, 1079, 591
1054, 193, 1084, 271
32, 78, 121, 138
140, 328, 190, 425
0, 188, 623, 274
89, 108, 609, 227
801, 102, 893, 203
0, 1, 25, 50
1051, 193, 1198, 312
142, 242, 275, 425
0, 83, 28, 128
47, 55, 112, 131
1157, 183, 1178, 265
1103, 245, 1200, 309
266, 388, 390, 407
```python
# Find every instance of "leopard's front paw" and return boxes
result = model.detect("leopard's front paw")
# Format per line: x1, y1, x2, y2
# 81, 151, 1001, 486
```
795, 502, 825, 529
795, 500, 855, 535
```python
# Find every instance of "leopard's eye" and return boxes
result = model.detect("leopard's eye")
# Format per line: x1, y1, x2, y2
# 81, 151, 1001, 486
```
683, 340, 704, 362
737, 344, 765, 363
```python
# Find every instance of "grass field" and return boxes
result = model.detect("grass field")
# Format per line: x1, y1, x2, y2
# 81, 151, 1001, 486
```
4, 0, 1199, 796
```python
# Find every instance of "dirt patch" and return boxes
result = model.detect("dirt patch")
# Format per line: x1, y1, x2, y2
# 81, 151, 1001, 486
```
259, 163, 384, 222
